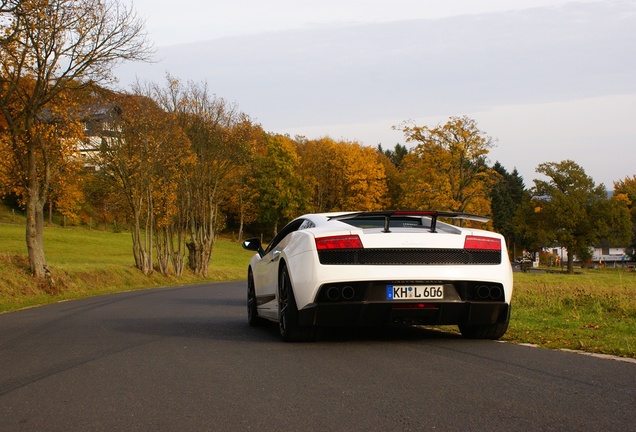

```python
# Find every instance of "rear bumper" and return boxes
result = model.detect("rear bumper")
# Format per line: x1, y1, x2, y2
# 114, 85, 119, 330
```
298, 301, 510, 327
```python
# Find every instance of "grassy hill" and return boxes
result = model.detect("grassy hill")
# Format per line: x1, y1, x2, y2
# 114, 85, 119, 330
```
0, 207, 253, 312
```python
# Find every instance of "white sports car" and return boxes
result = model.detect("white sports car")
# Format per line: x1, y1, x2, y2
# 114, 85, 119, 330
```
242, 211, 513, 342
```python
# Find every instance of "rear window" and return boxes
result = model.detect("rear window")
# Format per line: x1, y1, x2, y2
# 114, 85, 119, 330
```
341, 216, 431, 229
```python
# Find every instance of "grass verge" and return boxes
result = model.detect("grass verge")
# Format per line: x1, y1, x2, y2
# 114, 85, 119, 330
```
504, 270, 636, 358
0, 222, 253, 312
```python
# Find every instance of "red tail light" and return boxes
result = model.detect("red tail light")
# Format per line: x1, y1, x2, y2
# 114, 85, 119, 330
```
315, 235, 363, 250
464, 235, 501, 251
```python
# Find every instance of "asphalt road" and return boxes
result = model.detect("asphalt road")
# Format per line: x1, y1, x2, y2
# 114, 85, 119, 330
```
1, 281, 634, 431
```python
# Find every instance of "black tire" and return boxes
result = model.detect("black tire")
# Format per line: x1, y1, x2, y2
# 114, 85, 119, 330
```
278, 264, 316, 342
247, 268, 267, 327
458, 306, 511, 340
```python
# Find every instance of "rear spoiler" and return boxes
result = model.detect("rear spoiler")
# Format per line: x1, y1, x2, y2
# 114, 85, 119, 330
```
328, 210, 490, 233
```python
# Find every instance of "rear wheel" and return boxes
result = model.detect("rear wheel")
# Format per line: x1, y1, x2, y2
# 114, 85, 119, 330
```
247, 269, 267, 327
278, 264, 316, 342
458, 306, 510, 340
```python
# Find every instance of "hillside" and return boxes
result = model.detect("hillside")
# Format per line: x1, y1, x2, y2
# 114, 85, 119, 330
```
0, 207, 252, 312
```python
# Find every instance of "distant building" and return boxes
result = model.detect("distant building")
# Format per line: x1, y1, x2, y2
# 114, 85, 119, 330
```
590, 245, 632, 266
544, 245, 632, 268
76, 103, 121, 170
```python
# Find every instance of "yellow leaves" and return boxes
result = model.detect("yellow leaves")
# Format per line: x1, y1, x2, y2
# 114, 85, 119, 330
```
340, 144, 387, 211
612, 193, 631, 206
106, 93, 195, 225
296, 137, 387, 212
613, 177, 636, 223
394, 116, 496, 214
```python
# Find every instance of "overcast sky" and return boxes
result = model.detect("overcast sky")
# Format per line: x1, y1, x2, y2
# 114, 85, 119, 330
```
115, 0, 636, 188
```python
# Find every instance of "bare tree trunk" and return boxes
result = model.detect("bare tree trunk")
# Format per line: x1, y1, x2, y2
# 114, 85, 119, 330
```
187, 204, 215, 276
567, 251, 575, 274
187, 226, 214, 276
25, 193, 48, 279
131, 209, 142, 270
155, 226, 170, 275
168, 223, 185, 276
238, 210, 244, 243
130, 200, 152, 274
25, 144, 51, 282
145, 187, 154, 273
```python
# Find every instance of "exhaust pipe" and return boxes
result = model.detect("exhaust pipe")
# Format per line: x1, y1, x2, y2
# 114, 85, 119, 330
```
475, 285, 503, 300
489, 286, 502, 300
326, 286, 340, 301
476, 285, 491, 299
341, 286, 355, 300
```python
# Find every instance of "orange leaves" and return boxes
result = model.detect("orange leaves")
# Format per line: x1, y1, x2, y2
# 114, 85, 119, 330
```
398, 151, 454, 211
105, 92, 194, 225
339, 143, 387, 211
613, 175, 636, 222
297, 137, 387, 212
395, 116, 497, 215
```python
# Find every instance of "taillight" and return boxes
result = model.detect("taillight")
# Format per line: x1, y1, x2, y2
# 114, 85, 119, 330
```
464, 235, 501, 251
315, 235, 363, 250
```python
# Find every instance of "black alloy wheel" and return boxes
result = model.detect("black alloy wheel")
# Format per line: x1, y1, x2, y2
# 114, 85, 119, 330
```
278, 264, 316, 342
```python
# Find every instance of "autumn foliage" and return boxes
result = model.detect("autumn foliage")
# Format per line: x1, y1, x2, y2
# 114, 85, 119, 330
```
395, 116, 498, 218
0, 0, 151, 280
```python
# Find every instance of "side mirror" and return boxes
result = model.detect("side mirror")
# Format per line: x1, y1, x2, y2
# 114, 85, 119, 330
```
242, 238, 265, 257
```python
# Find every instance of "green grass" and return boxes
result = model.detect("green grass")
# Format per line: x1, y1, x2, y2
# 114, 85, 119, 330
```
1, 215, 635, 358
0, 220, 254, 312
503, 270, 636, 358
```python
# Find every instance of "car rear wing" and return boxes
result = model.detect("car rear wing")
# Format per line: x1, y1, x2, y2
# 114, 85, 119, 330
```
328, 210, 490, 233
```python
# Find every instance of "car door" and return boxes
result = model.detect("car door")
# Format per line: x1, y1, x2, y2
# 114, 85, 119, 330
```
253, 218, 306, 320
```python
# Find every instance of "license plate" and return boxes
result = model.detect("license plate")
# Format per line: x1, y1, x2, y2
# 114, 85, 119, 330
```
387, 285, 444, 300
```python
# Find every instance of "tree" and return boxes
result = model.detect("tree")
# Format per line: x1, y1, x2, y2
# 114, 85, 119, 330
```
613, 175, 636, 259
0, 0, 151, 279
255, 134, 308, 235
376, 143, 409, 208
377, 143, 408, 168
296, 137, 340, 212
0, 1, 17, 46
531, 160, 631, 273
0, 86, 86, 283
375, 148, 402, 209
395, 116, 498, 216
99, 92, 193, 275
47, 154, 85, 226
490, 162, 531, 257
397, 149, 454, 210
78, 167, 129, 231
154, 77, 253, 276
298, 137, 387, 212
220, 121, 265, 242
338, 142, 387, 210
